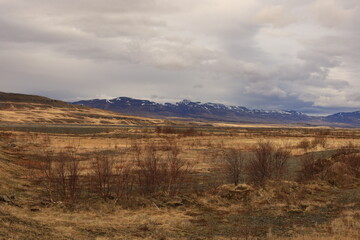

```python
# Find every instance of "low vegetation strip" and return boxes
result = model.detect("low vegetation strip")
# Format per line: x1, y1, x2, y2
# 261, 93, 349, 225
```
0, 126, 360, 239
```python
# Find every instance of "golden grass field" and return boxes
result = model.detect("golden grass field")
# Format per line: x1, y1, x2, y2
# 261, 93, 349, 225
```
0, 101, 166, 125
1, 101, 360, 239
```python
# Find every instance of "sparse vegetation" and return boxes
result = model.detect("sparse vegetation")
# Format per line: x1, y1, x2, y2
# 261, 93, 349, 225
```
1, 124, 360, 239
311, 136, 327, 148
298, 139, 311, 152
135, 141, 191, 196
223, 148, 245, 186
90, 151, 115, 201
296, 153, 329, 182
42, 147, 81, 205
155, 126, 198, 136
247, 141, 291, 185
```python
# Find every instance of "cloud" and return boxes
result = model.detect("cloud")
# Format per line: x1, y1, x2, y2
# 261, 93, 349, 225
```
0, 0, 359, 114
255, 5, 295, 27
312, 0, 358, 28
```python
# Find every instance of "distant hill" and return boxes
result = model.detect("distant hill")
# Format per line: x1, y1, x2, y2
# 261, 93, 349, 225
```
324, 111, 360, 126
2, 92, 359, 127
0, 92, 76, 109
0, 92, 164, 125
72, 97, 360, 127
72, 97, 317, 125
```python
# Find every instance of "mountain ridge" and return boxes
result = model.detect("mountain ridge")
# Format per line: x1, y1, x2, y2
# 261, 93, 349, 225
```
1, 91, 359, 127
72, 96, 360, 127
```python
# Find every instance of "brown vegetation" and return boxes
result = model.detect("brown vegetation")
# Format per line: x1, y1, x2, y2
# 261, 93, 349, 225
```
1, 125, 360, 239
90, 151, 115, 200
222, 148, 245, 186
39, 147, 81, 205
247, 141, 291, 185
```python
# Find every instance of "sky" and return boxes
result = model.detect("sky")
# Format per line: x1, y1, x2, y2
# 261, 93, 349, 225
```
0, 0, 359, 115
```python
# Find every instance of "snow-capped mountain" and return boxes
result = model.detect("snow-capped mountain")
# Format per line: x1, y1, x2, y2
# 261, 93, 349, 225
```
324, 111, 360, 125
72, 97, 316, 124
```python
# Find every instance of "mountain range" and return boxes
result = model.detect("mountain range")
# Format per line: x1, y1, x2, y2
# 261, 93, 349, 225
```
72, 97, 360, 127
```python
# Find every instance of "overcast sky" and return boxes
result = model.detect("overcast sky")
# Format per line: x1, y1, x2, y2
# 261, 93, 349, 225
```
1, 0, 359, 115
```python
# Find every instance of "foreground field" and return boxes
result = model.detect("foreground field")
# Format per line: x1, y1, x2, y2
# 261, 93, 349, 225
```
0, 124, 360, 239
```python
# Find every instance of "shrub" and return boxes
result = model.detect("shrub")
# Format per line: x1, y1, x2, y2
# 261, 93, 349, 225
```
336, 142, 358, 156
66, 147, 80, 205
223, 148, 245, 186
247, 141, 290, 185
91, 151, 115, 201
114, 161, 135, 201
166, 143, 191, 195
311, 137, 327, 148
38, 147, 80, 205
334, 143, 360, 174
272, 145, 291, 179
341, 154, 360, 174
297, 139, 311, 152
39, 150, 56, 202
136, 144, 167, 194
135, 141, 190, 196
296, 153, 330, 182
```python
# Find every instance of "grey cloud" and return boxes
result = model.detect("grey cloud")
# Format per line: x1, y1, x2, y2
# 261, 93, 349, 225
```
0, 17, 69, 43
311, 0, 357, 28
71, 16, 168, 38
1, 0, 360, 114
22, 0, 166, 14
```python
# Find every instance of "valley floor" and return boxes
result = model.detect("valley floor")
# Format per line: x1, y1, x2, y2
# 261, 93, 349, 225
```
1, 124, 360, 239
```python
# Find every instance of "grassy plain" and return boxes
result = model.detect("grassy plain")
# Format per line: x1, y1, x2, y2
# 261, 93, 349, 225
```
1, 123, 360, 239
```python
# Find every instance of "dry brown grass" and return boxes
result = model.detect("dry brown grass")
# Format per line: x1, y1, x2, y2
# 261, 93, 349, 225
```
273, 210, 360, 240
0, 203, 193, 240
0, 101, 166, 125
1, 125, 360, 239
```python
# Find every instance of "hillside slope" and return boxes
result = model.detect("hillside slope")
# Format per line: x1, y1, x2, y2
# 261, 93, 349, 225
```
0, 92, 163, 126
325, 111, 360, 126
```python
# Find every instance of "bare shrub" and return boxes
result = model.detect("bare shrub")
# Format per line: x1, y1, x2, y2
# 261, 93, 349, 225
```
52, 152, 68, 202
91, 151, 115, 201
296, 153, 330, 182
334, 142, 360, 174
136, 144, 167, 195
38, 150, 56, 202
297, 139, 311, 152
336, 142, 358, 155
114, 161, 135, 201
223, 148, 245, 186
296, 153, 316, 182
272, 146, 291, 179
135, 140, 190, 196
39, 147, 80, 205
166, 142, 191, 196
130, 140, 141, 161
247, 141, 290, 185
341, 154, 360, 174
311, 137, 327, 148
66, 147, 80, 205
